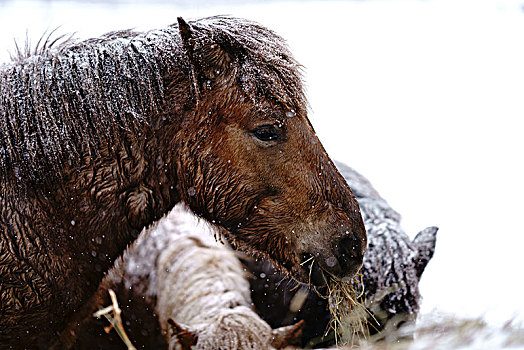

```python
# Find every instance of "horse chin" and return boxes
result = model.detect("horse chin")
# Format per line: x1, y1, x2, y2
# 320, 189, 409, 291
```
288, 263, 323, 287
281, 260, 326, 287
290, 257, 363, 288
218, 227, 332, 287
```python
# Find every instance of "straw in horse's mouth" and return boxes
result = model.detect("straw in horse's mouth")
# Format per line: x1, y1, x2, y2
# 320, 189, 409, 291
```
322, 273, 371, 346
290, 254, 370, 345
298, 253, 369, 344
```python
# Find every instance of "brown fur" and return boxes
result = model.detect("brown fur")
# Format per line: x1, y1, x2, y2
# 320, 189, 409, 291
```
0, 16, 366, 348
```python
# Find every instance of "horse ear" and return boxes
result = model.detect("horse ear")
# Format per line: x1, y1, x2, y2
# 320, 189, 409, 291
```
270, 320, 304, 348
412, 226, 438, 279
177, 17, 196, 59
178, 17, 201, 100
177, 16, 233, 99
167, 318, 198, 349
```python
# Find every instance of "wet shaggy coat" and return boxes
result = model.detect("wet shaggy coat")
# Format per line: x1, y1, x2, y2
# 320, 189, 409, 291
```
0, 16, 366, 348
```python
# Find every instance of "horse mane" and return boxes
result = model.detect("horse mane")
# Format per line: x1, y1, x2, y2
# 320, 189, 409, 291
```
0, 26, 182, 185
0, 16, 306, 185
9, 27, 77, 64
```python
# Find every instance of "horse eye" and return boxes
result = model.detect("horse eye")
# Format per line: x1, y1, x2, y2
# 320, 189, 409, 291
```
252, 125, 280, 142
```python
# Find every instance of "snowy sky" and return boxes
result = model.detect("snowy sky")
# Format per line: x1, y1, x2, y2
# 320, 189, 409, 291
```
1, 0, 523, 325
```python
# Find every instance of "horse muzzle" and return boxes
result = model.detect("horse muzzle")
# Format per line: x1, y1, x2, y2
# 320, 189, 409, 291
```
299, 231, 366, 286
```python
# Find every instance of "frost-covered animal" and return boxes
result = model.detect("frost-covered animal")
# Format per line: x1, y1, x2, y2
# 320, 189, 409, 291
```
338, 162, 437, 325
0, 17, 366, 348
154, 210, 281, 350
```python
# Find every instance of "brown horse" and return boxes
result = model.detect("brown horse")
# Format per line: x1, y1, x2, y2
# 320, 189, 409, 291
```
0, 16, 366, 348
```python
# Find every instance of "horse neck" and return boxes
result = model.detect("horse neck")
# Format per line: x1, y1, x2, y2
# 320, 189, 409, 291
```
12, 36, 188, 301
0, 29, 192, 341
1, 27, 189, 255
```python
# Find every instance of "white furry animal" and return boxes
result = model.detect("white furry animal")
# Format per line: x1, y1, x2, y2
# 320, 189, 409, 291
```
74, 205, 302, 350
153, 206, 292, 349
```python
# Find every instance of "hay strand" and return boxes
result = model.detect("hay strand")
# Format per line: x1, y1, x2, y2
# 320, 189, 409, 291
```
323, 272, 372, 347
94, 289, 136, 350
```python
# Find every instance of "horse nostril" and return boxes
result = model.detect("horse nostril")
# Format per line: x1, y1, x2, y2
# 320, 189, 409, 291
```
336, 235, 364, 277
338, 235, 363, 258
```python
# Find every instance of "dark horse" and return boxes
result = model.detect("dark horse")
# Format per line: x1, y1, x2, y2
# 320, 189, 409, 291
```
0, 16, 366, 348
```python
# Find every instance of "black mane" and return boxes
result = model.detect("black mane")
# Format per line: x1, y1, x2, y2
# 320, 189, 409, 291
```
0, 27, 181, 184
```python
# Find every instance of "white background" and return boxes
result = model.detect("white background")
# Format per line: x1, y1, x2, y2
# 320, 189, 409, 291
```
1, 0, 523, 325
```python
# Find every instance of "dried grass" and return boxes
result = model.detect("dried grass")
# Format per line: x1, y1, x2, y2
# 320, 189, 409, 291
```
322, 272, 372, 348
93, 289, 137, 350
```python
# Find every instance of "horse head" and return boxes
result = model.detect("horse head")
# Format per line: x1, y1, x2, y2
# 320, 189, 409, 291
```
171, 17, 367, 286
